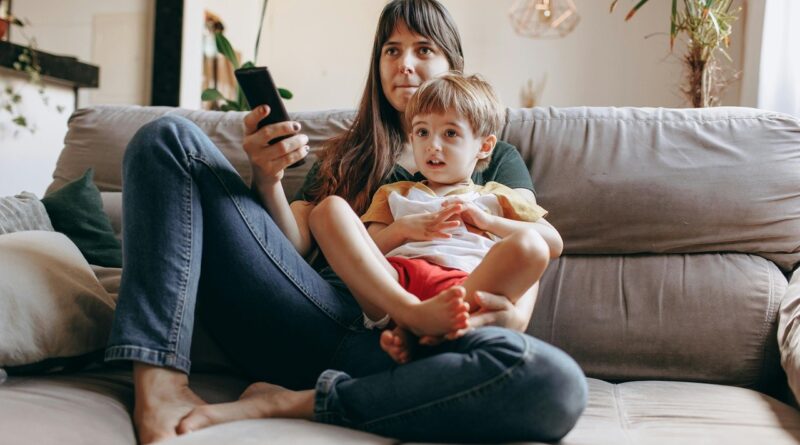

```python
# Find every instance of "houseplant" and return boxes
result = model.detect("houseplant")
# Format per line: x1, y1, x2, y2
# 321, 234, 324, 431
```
0, 16, 63, 133
201, 0, 292, 111
611, 0, 741, 108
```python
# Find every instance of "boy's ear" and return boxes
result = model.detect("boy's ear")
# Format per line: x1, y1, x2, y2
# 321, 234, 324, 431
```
477, 134, 497, 159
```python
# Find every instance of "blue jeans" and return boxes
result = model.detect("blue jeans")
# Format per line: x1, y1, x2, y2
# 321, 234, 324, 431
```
105, 115, 588, 442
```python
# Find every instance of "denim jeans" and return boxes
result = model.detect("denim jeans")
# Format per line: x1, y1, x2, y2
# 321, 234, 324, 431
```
105, 115, 588, 442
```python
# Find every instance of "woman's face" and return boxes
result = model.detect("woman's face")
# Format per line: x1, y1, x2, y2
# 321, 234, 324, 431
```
379, 21, 451, 113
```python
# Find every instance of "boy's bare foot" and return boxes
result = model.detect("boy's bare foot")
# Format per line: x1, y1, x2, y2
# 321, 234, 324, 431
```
133, 363, 207, 444
176, 382, 314, 434
380, 327, 413, 364
395, 286, 469, 337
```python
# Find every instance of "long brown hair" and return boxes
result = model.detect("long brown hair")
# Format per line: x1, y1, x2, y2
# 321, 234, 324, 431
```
306, 0, 464, 215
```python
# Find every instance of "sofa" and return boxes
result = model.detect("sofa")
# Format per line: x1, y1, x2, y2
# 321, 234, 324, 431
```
2, 104, 800, 445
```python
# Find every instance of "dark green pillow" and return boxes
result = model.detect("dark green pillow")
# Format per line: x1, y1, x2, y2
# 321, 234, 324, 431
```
41, 168, 122, 267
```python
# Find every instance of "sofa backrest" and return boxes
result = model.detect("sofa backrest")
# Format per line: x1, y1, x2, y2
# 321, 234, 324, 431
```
51, 105, 800, 392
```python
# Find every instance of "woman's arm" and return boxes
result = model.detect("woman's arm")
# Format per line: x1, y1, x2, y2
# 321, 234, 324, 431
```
242, 106, 311, 254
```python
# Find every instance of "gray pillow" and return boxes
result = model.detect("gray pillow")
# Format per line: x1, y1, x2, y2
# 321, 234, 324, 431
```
0, 192, 54, 234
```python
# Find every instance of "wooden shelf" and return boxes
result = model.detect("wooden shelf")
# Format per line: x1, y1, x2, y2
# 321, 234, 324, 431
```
0, 40, 99, 88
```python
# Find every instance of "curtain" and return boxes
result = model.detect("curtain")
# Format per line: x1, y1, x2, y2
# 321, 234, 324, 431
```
757, 0, 800, 117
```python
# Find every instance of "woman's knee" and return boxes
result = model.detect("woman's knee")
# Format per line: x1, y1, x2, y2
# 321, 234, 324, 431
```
512, 336, 588, 441
123, 115, 205, 169
457, 328, 587, 441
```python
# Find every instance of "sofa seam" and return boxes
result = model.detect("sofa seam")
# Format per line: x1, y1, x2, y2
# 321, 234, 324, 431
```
613, 384, 633, 445
505, 115, 789, 125
757, 256, 778, 385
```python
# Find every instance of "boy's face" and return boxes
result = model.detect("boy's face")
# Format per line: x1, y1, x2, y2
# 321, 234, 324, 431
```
410, 110, 495, 185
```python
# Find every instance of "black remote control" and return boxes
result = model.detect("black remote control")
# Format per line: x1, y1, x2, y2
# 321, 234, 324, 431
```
234, 66, 305, 168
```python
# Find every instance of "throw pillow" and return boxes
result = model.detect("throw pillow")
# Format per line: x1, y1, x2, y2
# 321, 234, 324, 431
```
41, 168, 122, 267
0, 231, 115, 369
0, 192, 54, 234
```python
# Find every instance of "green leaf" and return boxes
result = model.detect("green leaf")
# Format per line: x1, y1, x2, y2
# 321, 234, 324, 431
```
225, 99, 245, 111
625, 0, 651, 21
278, 88, 293, 99
670, 0, 677, 50
12, 116, 27, 127
11, 94, 21, 103
201, 88, 225, 102
214, 32, 240, 70
240, 60, 255, 70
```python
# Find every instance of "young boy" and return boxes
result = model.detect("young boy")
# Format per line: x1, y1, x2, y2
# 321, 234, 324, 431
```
310, 73, 559, 363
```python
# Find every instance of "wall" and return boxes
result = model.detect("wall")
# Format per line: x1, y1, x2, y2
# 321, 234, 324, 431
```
1, 0, 153, 197
256, 0, 748, 112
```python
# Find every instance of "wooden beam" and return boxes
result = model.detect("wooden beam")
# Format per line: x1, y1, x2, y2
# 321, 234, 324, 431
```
151, 0, 183, 106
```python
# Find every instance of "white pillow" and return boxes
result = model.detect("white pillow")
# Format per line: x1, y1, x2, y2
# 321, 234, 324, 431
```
0, 231, 115, 367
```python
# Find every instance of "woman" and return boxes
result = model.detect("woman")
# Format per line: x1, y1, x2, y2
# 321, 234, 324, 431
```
105, 0, 587, 443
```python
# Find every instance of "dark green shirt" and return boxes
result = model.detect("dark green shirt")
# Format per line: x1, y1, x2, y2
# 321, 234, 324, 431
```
291, 141, 534, 203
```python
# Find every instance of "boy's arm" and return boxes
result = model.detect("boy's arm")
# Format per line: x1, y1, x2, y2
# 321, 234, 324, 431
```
365, 203, 464, 254
366, 222, 404, 254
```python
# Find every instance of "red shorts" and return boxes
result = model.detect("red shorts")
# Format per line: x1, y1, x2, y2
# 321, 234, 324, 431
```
387, 256, 469, 301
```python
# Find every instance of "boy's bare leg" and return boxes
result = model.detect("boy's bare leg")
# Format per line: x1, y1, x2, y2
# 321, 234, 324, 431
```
462, 229, 550, 310
133, 363, 207, 444
177, 382, 314, 434
310, 197, 468, 336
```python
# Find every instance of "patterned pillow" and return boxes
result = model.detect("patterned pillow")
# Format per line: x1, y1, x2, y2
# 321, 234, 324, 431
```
0, 192, 53, 234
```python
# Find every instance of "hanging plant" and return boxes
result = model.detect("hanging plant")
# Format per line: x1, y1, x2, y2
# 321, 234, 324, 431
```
611, 0, 741, 108
0, 16, 64, 133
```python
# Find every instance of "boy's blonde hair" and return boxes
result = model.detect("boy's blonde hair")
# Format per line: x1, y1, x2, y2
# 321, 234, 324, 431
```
405, 72, 505, 170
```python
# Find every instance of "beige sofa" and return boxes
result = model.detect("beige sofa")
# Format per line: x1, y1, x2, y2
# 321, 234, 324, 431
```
2, 104, 800, 444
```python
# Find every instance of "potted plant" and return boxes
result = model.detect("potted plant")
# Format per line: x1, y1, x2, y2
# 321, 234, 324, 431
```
0, 16, 63, 133
0, 14, 22, 40
201, 0, 292, 111
611, 0, 741, 108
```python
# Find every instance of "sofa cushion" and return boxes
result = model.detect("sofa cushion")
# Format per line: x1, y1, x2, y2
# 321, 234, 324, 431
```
532, 252, 786, 390
41, 168, 122, 267
1, 372, 798, 445
0, 231, 116, 368
48, 105, 355, 200
0, 191, 53, 234
502, 107, 800, 271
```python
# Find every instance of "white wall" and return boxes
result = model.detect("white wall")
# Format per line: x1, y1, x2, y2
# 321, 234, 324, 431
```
1, 0, 153, 197
251, 0, 747, 112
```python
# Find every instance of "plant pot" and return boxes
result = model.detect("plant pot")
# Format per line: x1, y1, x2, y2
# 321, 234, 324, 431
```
0, 19, 9, 41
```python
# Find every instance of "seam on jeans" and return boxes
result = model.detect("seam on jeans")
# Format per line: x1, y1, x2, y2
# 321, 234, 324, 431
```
360, 331, 531, 429
166, 166, 194, 355
188, 153, 353, 330
104, 345, 191, 373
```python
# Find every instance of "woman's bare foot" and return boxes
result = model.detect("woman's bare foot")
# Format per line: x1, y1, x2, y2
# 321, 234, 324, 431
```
395, 286, 469, 337
380, 327, 413, 364
176, 382, 314, 434
133, 363, 207, 444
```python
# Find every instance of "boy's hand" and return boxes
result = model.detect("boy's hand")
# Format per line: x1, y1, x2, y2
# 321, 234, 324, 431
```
398, 203, 462, 241
457, 202, 493, 232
